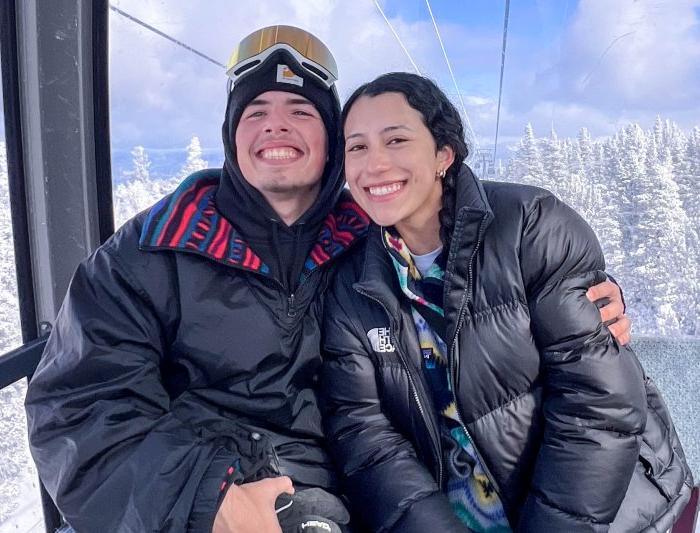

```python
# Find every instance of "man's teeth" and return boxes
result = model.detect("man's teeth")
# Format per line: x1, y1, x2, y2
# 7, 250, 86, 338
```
368, 182, 403, 196
260, 148, 298, 160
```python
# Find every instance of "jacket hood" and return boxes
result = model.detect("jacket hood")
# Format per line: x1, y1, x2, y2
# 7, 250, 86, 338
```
139, 170, 369, 281
215, 48, 345, 243
214, 64, 345, 287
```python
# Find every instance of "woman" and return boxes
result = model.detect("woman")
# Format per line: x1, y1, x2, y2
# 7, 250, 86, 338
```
321, 73, 693, 532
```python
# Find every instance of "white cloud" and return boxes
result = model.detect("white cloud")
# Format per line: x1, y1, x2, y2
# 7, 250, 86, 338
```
109, 0, 447, 149
107, 0, 495, 152
518, 0, 700, 111
491, 0, 700, 145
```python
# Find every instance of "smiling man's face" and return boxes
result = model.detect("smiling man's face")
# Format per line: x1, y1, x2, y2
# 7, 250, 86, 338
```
235, 90, 328, 203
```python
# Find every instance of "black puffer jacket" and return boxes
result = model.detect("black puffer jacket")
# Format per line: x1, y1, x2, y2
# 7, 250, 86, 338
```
321, 167, 693, 532
25, 169, 369, 532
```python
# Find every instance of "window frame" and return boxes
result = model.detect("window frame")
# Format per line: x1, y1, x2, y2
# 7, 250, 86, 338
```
0, 1, 113, 531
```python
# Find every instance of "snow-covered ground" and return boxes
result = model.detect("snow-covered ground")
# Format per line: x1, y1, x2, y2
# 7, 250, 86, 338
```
0, 476, 43, 533
0, 381, 43, 532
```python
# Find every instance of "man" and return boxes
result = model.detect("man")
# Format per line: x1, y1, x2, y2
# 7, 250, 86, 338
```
25, 25, 628, 532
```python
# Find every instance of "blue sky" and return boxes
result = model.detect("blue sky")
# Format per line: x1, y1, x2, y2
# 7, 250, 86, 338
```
100, 0, 700, 173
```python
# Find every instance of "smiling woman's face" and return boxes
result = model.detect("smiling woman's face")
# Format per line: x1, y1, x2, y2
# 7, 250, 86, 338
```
343, 92, 454, 234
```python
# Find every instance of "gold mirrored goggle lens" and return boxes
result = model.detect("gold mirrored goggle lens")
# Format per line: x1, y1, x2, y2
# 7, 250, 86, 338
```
227, 25, 338, 87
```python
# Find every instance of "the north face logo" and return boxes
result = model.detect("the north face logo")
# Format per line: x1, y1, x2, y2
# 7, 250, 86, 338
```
367, 327, 395, 353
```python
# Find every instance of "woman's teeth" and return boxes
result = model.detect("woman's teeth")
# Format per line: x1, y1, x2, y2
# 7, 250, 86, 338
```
368, 182, 403, 196
260, 148, 298, 160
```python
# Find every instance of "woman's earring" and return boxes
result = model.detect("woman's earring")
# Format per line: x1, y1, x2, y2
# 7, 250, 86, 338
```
437, 168, 446, 179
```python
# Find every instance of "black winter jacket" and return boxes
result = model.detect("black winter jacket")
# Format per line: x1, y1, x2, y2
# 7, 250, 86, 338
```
321, 167, 693, 532
25, 170, 369, 532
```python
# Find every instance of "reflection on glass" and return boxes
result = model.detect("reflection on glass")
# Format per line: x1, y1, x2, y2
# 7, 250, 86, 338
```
0, 142, 20, 353
0, 49, 44, 533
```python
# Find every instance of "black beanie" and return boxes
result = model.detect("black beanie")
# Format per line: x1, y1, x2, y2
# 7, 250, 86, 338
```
224, 49, 340, 167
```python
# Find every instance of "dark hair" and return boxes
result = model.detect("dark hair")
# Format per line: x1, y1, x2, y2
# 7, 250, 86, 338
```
341, 72, 469, 250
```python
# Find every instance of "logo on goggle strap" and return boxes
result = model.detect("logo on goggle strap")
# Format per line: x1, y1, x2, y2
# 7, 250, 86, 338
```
276, 64, 304, 87
300, 520, 332, 531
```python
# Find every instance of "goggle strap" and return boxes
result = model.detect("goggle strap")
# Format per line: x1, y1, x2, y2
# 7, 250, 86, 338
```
227, 43, 336, 90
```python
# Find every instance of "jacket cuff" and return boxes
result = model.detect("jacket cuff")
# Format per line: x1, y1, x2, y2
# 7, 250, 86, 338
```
187, 450, 243, 532
605, 273, 626, 313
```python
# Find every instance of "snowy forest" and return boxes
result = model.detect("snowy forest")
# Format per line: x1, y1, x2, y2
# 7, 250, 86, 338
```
1, 118, 699, 526
504, 118, 699, 337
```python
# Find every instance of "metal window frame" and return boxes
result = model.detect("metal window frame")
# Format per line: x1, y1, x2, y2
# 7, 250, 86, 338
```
0, 1, 113, 531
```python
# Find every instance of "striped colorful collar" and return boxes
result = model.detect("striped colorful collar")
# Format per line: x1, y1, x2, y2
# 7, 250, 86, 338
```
383, 228, 446, 318
139, 170, 370, 277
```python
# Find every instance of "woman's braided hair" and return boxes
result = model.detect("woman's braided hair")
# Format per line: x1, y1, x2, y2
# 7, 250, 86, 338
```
341, 72, 469, 251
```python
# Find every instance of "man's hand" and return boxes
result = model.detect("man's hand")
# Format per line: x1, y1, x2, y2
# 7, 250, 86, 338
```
213, 476, 294, 533
586, 279, 631, 345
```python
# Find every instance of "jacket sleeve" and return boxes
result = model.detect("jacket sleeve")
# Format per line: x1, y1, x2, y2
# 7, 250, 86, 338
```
517, 193, 647, 532
321, 280, 467, 533
24, 243, 240, 533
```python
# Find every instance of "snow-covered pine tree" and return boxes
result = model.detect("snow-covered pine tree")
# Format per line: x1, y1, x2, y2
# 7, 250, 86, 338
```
645, 120, 698, 334
575, 128, 599, 220
651, 116, 664, 163
125, 145, 152, 183
587, 181, 626, 277
676, 127, 700, 335
577, 131, 625, 278
633, 147, 691, 334
574, 128, 595, 216
113, 146, 166, 228
664, 120, 687, 164
617, 124, 648, 266
656, 120, 698, 333
500, 121, 698, 337
561, 137, 589, 215
178, 135, 208, 180
679, 127, 700, 241
538, 128, 569, 198
578, 127, 594, 167
504, 123, 544, 186
568, 128, 600, 222
591, 128, 658, 328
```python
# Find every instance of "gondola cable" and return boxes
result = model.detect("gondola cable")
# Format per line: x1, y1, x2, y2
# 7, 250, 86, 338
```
494, 0, 510, 161
372, 0, 422, 75
425, 0, 478, 152
109, 4, 226, 69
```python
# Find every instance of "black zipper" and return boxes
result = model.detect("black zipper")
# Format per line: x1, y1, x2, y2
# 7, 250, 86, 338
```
181, 217, 364, 321
355, 287, 444, 488
287, 293, 296, 317
447, 214, 504, 500
231, 261, 307, 319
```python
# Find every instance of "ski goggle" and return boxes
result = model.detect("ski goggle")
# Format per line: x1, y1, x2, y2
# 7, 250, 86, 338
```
226, 25, 338, 92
